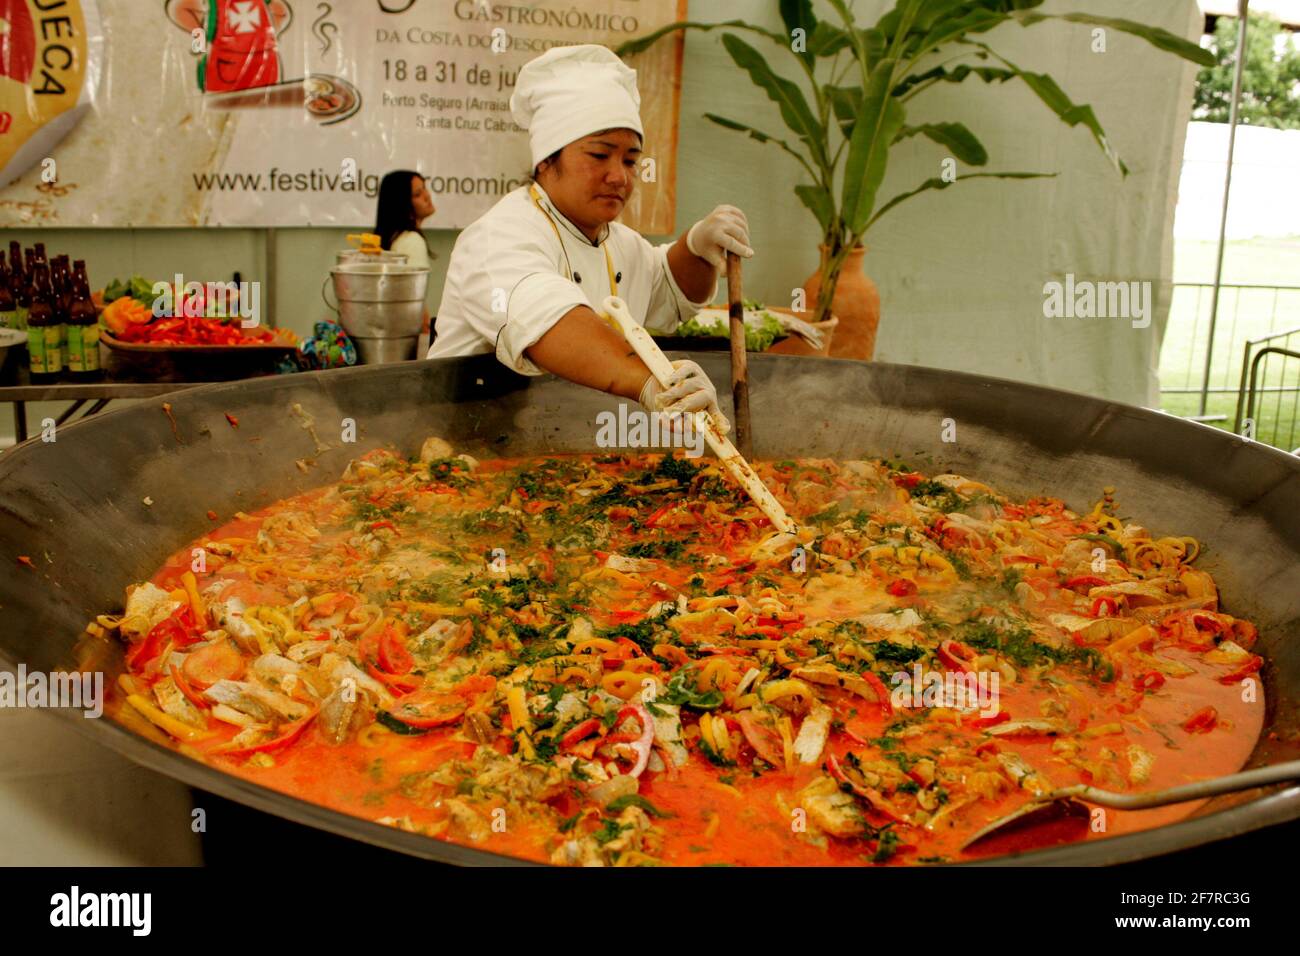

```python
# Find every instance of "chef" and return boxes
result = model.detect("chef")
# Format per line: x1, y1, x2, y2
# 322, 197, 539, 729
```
428, 44, 752, 430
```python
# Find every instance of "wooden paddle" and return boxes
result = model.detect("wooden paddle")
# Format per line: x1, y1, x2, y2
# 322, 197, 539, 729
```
726, 251, 752, 460
602, 295, 796, 534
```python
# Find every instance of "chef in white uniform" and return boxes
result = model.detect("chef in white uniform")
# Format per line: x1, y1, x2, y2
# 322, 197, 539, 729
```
428, 44, 753, 429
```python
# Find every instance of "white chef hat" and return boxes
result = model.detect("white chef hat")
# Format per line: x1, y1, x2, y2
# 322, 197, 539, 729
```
510, 45, 643, 169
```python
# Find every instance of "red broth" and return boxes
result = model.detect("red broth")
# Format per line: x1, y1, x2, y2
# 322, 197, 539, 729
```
100, 450, 1265, 865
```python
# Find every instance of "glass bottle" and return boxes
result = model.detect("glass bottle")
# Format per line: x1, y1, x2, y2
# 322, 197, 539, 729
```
67, 260, 101, 379
0, 254, 16, 330
8, 255, 29, 332
27, 265, 59, 381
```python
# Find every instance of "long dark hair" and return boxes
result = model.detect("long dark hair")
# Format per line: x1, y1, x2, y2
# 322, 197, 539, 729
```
374, 170, 425, 250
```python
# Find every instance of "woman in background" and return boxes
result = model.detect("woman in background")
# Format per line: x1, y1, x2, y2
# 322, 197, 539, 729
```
374, 170, 436, 349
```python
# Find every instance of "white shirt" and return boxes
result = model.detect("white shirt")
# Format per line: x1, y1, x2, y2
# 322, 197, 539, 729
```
389, 231, 431, 272
427, 182, 713, 374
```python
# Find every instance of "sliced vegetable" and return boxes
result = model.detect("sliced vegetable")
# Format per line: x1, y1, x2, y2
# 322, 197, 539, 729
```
386, 688, 468, 729
181, 639, 246, 688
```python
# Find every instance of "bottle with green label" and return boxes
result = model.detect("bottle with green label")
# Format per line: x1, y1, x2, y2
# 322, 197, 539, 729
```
27, 264, 62, 381
67, 260, 101, 379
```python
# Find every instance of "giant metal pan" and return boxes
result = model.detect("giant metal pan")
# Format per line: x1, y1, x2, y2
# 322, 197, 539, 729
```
2, 354, 1298, 866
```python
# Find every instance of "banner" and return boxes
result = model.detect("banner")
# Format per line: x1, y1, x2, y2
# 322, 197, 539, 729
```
0, 0, 685, 231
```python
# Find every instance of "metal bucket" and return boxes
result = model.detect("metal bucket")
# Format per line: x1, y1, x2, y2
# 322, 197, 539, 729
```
334, 249, 408, 266
327, 261, 428, 364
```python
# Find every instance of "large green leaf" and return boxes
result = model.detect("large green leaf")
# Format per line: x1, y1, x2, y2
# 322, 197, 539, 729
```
907, 7, 1009, 61
794, 183, 835, 232
896, 123, 988, 166
614, 19, 784, 57
720, 33, 828, 170
703, 113, 817, 179
858, 28, 887, 69
893, 63, 1016, 97
881, 0, 972, 42
826, 84, 862, 136
841, 58, 906, 236
810, 22, 851, 57
973, 43, 1128, 175
867, 171, 1054, 229
1013, 11, 1216, 67
780, 0, 818, 64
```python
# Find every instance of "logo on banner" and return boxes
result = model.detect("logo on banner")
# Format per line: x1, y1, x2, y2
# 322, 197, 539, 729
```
165, 0, 361, 125
0, 0, 102, 188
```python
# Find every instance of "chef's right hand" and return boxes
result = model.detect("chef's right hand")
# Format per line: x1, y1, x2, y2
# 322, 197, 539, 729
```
639, 361, 731, 436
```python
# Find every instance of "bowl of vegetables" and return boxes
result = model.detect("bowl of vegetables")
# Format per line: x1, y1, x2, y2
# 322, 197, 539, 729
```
97, 275, 299, 381
652, 300, 836, 355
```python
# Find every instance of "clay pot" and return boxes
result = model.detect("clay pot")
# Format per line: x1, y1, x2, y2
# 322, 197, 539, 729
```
802, 244, 881, 360
765, 308, 838, 357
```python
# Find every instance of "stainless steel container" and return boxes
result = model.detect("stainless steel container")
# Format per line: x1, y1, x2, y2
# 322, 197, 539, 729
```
334, 249, 408, 266
328, 261, 429, 364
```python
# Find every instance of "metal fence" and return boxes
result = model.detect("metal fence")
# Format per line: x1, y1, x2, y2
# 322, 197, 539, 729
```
1160, 283, 1300, 448
1234, 329, 1300, 452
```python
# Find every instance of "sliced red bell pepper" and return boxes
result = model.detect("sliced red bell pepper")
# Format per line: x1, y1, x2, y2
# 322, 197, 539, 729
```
536, 549, 556, 584
127, 605, 201, 671
221, 709, 318, 757
1133, 670, 1166, 692
1063, 575, 1108, 591
366, 662, 421, 694
605, 702, 654, 778
369, 520, 400, 535
169, 664, 211, 710
859, 671, 893, 717
1219, 655, 1263, 685
561, 717, 602, 751
1090, 596, 1120, 618
936, 639, 975, 671
1182, 705, 1218, 734
377, 625, 414, 674
644, 504, 672, 528
886, 578, 918, 597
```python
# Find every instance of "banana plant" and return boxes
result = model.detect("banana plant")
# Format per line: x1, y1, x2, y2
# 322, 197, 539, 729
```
618, 0, 1215, 326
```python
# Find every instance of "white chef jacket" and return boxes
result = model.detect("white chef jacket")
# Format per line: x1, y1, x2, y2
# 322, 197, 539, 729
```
427, 182, 714, 374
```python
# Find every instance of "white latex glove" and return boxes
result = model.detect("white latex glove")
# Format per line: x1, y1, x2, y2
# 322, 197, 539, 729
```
686, 205, 754, 271
639, 360, 731, 436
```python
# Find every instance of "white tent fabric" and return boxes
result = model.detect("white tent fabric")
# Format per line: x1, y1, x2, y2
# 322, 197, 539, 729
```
676, 0, 1203, 407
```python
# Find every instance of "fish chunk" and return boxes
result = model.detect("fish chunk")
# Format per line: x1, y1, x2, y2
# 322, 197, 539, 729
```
203, 679, 310, 721
798, 776, 866, 838
793, 703, 833, 765
649, 702, 688, 767
319, 685, 359, 744
121, 583, 181, 640
444, 799, 489, 843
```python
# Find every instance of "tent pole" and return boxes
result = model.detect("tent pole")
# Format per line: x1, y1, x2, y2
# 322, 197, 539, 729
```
1200, 0, 1250, 417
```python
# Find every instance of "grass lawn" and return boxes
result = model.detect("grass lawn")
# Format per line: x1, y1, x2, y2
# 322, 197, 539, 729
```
1162, 237, 1300, 449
